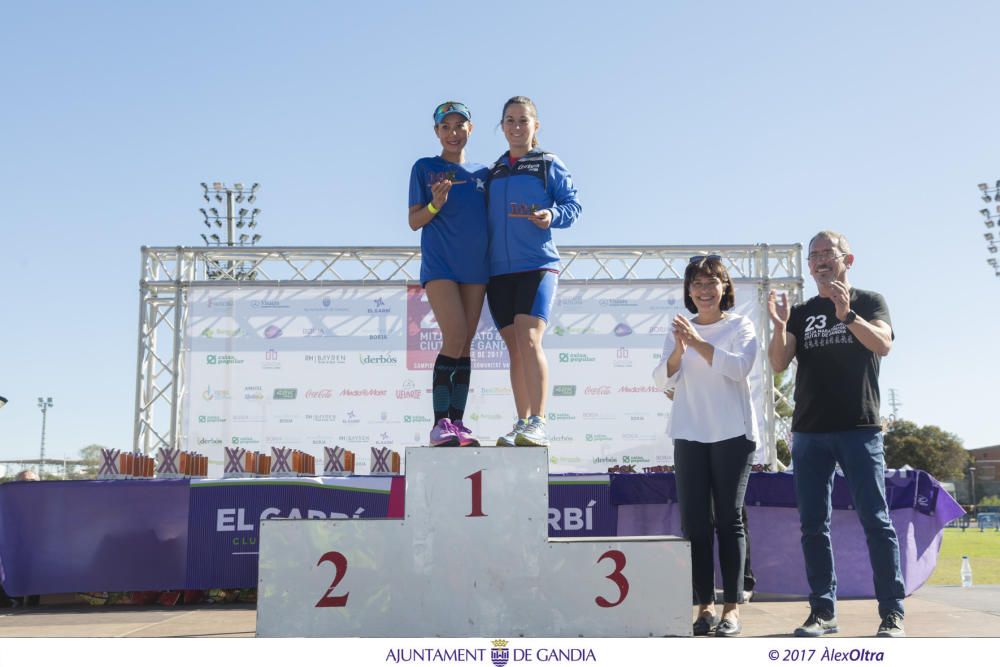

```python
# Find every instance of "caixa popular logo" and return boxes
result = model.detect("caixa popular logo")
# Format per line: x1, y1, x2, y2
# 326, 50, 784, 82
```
359, 352, 398, 365
273, 388, 297, 400
552, 385, 576, 397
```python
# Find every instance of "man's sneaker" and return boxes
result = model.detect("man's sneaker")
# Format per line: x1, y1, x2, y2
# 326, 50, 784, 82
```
515, 417, 549, 447
452, 420, 480, 447
429, 418, 460, 447
876, 611, 904, 638
793, 611, 839, 637
496, 419, 527, 447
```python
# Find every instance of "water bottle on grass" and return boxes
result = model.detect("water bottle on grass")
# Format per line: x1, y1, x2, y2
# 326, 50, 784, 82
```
960, 555, 973, 588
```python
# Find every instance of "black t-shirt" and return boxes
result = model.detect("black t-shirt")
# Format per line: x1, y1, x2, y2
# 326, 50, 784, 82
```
788, 287, 893, 432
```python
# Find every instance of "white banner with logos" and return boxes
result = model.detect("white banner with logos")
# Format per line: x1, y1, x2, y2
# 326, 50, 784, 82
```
182, 284, 767, 476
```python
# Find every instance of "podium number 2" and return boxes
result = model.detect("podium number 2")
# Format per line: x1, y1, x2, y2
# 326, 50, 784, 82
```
315, 551, 349, 607
595, 550, 629, 608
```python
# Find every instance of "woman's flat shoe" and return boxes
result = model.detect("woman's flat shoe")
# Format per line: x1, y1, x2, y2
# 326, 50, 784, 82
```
715, 617, 742, 637
692, 614, 720, 636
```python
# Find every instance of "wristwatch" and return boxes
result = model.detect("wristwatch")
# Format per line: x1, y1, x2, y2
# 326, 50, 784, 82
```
842, 310, 858, 325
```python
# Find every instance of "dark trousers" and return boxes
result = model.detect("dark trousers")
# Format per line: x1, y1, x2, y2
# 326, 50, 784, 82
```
675, 435, 755, 604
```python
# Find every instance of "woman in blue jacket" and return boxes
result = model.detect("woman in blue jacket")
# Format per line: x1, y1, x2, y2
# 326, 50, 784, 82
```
486, 96, 581, 447
408, 101, 490, 447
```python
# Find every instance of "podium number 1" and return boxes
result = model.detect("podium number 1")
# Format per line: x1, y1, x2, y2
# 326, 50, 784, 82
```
466, 469, 486, 517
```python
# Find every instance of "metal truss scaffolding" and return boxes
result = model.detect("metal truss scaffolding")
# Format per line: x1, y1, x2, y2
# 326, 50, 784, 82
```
134, 244, 804, 464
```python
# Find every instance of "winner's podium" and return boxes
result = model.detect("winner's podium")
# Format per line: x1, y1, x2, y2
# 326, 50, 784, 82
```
256, 448, 691, 637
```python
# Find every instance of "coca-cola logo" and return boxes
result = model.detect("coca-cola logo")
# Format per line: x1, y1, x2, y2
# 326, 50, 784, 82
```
305, 389, 333, 399
584, 385, 611, 395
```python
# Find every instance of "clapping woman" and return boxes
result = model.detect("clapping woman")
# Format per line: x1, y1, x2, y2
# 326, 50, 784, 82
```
652, 255, 759, 637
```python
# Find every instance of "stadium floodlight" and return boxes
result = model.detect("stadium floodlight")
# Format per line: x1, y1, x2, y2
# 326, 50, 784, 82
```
0, 395, 7, 409
990, 245, 998, 254
987, 233, 995, 241
196, 181, 262, 278
987, 220, 996, 229
981, 209, 991, 218
200, 182, 210, 202
989, 258, 998, 267
979, 183, 989, 191
983, 193, 992, 203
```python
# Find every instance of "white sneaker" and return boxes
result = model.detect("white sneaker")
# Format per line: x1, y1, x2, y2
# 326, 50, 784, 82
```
515, 417, 549, 447
496, 419, 527, 447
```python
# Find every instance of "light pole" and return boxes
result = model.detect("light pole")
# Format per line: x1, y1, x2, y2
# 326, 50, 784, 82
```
975, 181, 1000, 277
37, 396, 53, 478
969, 464, 977, 508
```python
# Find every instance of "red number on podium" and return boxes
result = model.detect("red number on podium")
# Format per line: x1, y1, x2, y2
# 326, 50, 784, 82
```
595, 549, 629, 608
466, 469, 487, 517
315, 551, 350, 607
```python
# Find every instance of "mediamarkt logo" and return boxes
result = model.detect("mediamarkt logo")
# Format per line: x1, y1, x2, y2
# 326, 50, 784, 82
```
618, 385, 659, 393
341, 388, 388, 397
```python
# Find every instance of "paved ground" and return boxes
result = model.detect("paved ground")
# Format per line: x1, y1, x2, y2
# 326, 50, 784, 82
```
0, 586, 997, 638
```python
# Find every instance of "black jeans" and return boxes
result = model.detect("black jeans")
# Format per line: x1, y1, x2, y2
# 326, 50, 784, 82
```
674, 435, 755, 605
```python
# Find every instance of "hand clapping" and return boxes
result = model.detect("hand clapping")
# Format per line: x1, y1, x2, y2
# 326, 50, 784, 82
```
828, 280, 851, 320
673, 313, 704, 345
768, 290, 789, 325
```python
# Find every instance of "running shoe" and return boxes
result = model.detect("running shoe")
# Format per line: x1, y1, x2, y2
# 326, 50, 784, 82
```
515, 416, 549, 447
496, 419, 527, 447
429, 418, 460, 447
452, 420, 481, 447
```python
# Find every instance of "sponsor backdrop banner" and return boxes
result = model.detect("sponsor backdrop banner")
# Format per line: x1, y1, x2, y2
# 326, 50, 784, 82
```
183, 285, 767, 475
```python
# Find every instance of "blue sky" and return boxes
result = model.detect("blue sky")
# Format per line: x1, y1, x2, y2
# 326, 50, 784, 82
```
1, 1, 998, 465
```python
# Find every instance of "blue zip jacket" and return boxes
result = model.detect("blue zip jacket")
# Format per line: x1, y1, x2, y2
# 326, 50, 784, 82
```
485, 149, 581, 276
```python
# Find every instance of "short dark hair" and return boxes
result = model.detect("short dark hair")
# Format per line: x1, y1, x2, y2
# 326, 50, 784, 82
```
683, 256, 735, 313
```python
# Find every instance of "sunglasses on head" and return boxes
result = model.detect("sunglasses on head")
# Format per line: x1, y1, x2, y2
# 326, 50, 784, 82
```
689, 254, 721, 264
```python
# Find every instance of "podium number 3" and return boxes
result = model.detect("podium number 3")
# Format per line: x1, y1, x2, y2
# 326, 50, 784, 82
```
315, 551, 349, 607
595, 550, 629, 608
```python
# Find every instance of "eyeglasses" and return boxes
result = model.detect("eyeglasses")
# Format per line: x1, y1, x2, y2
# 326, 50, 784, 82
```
689, 254, 721, 264
806, 250, 846, 263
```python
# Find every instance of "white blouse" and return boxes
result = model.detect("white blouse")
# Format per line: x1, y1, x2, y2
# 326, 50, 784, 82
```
651, 313, 760, 448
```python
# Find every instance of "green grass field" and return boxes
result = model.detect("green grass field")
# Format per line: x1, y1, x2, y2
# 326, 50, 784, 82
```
926, 526, 1000, 585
